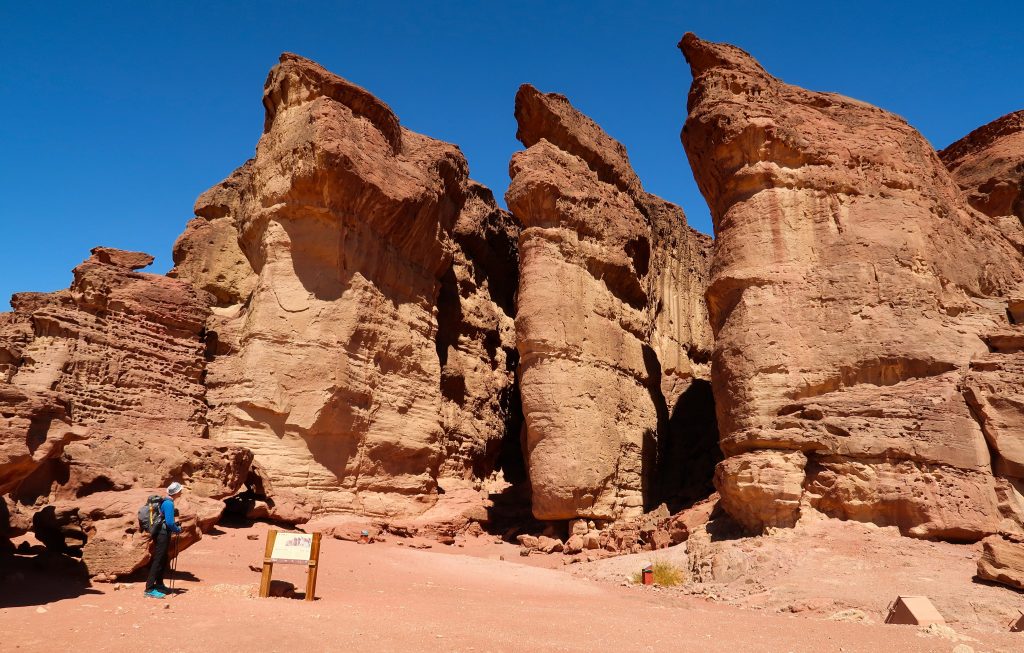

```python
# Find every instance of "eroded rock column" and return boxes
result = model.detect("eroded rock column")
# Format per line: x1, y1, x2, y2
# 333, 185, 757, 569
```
508, 85, 713, 521
680, 33, 1024, 539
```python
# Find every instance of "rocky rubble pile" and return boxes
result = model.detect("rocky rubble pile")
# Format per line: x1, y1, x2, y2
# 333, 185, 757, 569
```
516, 503, 690, 561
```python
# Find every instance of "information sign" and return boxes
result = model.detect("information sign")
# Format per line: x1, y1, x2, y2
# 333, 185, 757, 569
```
258, 529, 322, 601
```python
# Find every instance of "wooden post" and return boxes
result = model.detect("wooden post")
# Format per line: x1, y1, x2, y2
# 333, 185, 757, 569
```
258, 530, 278, 598
305, 532, 322, 602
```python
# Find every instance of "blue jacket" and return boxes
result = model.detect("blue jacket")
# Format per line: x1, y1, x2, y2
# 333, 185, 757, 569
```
161, 497, 182, 534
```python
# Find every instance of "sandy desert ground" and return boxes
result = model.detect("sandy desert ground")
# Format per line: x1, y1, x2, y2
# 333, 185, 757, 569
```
3, 518, 1023, 653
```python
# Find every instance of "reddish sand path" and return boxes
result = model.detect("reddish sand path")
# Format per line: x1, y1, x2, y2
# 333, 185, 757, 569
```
2, 522, 1019, 652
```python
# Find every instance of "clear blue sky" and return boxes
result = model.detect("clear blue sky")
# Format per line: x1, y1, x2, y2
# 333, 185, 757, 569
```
2, 1, 1022, 309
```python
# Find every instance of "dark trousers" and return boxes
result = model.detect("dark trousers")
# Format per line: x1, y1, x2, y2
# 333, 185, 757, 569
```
146, 528, 171, 590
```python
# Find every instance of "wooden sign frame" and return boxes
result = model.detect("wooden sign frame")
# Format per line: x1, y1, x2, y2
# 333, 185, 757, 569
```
258, 529, 322, 601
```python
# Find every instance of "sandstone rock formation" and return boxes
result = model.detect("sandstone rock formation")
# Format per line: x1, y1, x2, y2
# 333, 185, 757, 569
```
680, 33, 1024, 540
976, 534, 1024, 591
170, 54, 520, 519
0, 249, 251, 576
507, 84, 714, 521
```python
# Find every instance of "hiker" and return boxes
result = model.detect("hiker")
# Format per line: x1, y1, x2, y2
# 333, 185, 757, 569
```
144, 481, 184, 599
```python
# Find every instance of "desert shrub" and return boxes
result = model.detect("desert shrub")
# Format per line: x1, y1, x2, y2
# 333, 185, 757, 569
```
631, 560, 685, 587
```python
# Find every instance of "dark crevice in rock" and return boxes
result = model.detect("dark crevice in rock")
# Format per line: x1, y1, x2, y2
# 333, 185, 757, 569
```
641, 345, 669, 513
13, 458, 68, 504
494, 348, 526, 485
74, 476, 116, 498
657, 379, 721, 511
31, 505, 85, 555
963, 387, 1003, 479
624, 235, 651, 277
434, 265, 460, 371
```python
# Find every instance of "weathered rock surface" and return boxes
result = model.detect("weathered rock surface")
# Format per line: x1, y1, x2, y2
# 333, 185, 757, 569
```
680, 33, 1024, 539
0, 386, 83, 496
942, 113, 1024, 493
976, 534, 1024, 591
507, 84, 714, 521
0, 249, 251, 575
170, 53, 520, 519
5, 248, 211, 439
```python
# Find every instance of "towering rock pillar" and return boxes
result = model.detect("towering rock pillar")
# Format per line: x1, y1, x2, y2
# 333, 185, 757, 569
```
680, 34, 1024, 539
507, 85, 713, 521
171, 54, 520, 518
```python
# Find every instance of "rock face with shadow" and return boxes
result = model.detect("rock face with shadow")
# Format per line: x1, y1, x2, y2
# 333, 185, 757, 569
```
680, 33, 1024, 539
0, 248, 252, 576
170, 54, 520, 519
506, 84, 714, 521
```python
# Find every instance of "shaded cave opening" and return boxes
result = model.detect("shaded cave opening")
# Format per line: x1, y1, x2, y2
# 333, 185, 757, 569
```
642, 345, 722, 515
655, 378, 721, 513
481, 349, 536, 537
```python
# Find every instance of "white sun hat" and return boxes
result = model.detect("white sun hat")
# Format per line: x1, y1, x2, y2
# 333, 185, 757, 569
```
167, 481, 183, 496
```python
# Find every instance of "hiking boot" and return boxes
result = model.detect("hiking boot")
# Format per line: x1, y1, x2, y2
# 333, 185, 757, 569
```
144, 588, 166, 599
155, 584, 172, 594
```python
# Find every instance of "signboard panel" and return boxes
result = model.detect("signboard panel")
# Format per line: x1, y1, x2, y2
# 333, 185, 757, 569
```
270, 531, 314, 564
258, 530, 323, 601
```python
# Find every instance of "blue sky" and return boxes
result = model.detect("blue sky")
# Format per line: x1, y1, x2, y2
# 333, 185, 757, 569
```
1, 1, 1022, 308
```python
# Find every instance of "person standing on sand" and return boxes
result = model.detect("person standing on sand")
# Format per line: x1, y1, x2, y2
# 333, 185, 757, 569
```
144, 481, 184, 599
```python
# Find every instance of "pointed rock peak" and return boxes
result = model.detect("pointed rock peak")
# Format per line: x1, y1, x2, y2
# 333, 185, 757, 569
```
278, 52, 316, 66
513, 83, 641, 194
88, 247, 154, 270
678, 32, 769, 80
262, 51, 402, 153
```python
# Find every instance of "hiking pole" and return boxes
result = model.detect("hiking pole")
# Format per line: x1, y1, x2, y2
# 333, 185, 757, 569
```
170, 533, 178, 595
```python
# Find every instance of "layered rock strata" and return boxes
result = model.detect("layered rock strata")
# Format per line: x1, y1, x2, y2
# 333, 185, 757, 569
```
170, 54, 520, 519
680, 34, 1024, 539
507, 84, 713, 521
0, 249, 251, 576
